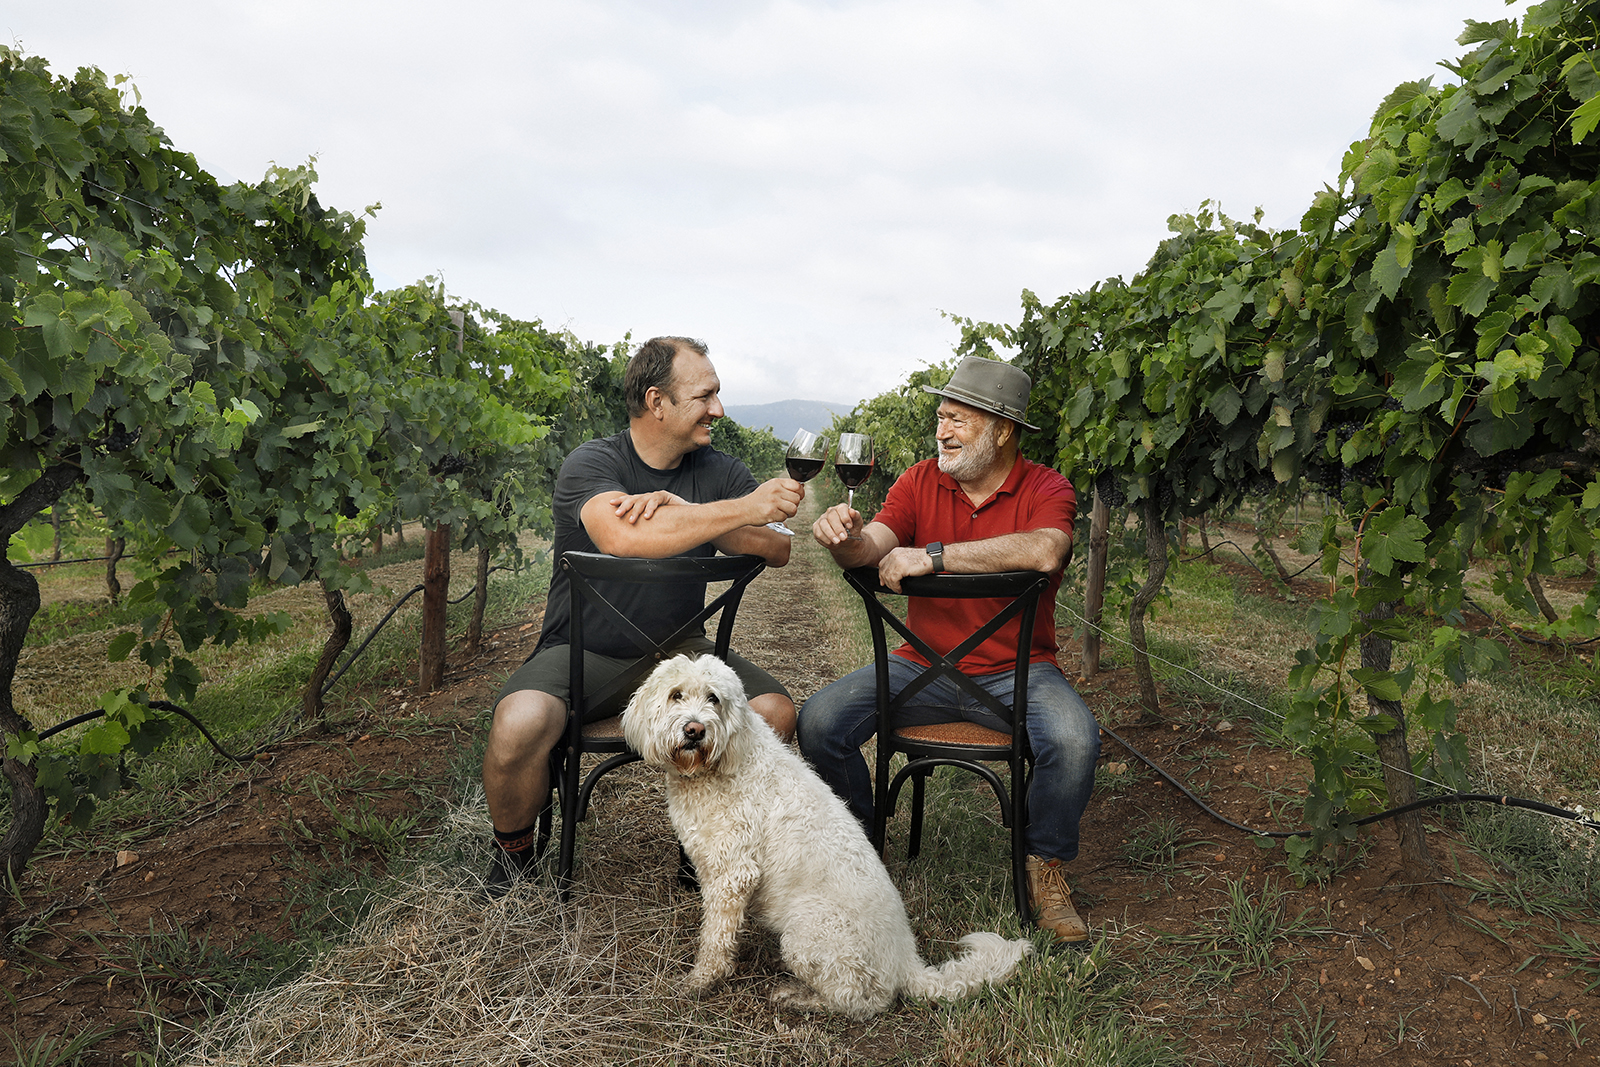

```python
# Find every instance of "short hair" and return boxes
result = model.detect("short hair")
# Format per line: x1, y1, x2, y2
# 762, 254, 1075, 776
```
624, 336, 709, 418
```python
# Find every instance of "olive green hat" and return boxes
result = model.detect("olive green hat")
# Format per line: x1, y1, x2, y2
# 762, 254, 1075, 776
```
921, 356, 1040, 432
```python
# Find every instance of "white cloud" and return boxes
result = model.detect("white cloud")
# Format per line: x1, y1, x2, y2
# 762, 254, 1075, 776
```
8, 0, 1533, 405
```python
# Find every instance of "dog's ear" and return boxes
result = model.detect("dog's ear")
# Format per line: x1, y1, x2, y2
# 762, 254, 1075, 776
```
621, 665, 673, 756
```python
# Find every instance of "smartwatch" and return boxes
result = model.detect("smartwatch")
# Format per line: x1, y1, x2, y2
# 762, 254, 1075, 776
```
926, 542, 945, 573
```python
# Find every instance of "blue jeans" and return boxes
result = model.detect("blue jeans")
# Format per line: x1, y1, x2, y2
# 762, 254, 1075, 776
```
798, 657, 1100, 863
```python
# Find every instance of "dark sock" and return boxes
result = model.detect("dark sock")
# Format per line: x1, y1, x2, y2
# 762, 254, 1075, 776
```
493, 822, 540, 855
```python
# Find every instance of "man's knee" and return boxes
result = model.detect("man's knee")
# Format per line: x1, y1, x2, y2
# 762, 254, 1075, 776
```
486, 689, 567, 766
750, 692, 796, 743
796, 667, 874, 757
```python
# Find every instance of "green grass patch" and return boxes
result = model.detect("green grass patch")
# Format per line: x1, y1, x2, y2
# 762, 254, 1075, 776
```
1455, 805, 1600, 915
22, 595, 147, 648
31, 556, 549, 856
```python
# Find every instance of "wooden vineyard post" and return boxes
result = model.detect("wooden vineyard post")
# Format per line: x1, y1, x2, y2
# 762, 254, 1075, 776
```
419, 524, 450, 693
467, 541, 490, 653
1080, 488, 1110, 680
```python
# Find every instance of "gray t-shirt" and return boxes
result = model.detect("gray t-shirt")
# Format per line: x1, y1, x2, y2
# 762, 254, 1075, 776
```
534, 430, 758, 658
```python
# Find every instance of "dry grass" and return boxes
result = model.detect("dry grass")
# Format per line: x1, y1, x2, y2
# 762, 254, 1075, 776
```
174, 507, 928, 1067
179, 769, 911, 1067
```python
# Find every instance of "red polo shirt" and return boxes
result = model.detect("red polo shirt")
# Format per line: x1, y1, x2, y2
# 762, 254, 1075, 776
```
871, 455, 1077, 675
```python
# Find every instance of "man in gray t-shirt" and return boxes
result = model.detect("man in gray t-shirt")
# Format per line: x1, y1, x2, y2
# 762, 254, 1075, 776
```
481, 336, 802, 894
532, 428, 761, 660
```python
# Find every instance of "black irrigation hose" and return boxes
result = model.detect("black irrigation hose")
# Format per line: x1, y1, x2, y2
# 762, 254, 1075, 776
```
317, 564, 507, 696
17, 555, 116, 568
1178, 538, 1337, 581
318, 582, 425, 697
1102, 723, 1600, 840
1459, 592, 1600, 648
37, 700, 252, 763
17, 548, 179, 569
1179, 540, 1266, 573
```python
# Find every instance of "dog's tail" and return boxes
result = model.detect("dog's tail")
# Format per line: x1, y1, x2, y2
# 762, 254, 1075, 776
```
905, 932, 1031, 1000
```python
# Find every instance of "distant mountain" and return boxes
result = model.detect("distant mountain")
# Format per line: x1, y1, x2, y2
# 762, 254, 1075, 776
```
722, 399, 857, 443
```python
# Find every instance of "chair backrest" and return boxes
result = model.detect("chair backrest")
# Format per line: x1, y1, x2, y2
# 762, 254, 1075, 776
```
562, 551, 767, 719
842, 567, 1049, 734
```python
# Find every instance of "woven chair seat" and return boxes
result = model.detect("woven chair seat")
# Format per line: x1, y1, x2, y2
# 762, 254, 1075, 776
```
894, 721, 1012, 749
581, 715, 625, 741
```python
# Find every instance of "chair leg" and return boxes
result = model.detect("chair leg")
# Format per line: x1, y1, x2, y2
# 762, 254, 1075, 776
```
871, 749, 892, 855
556, 743, 583, 903
534, 748, 560, 863
677, 843, 699, 891
906, 767, 931, 861
1011, 760, 1031, 926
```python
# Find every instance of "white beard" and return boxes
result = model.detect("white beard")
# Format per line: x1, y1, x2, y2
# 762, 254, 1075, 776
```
937, 420, 1001, 481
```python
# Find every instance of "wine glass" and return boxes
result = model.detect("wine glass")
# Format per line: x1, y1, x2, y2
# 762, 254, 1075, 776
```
834, 433, 875, 539
785, 429, 828, 483
767, 429, 828, 536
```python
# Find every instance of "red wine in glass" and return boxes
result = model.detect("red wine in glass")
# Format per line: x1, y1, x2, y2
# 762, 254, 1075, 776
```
834, 433, 874, 538
786, 457, 826, 481
834, 462, 873, 488
771, 430, 827, 535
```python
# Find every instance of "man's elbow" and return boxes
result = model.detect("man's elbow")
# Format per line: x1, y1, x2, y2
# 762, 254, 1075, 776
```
588, 525, 665, 559
1034, 533, 1072, 574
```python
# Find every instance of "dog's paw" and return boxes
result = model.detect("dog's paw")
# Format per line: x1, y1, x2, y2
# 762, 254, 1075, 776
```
770, 980, 827, 1013
685, 967, 728, 997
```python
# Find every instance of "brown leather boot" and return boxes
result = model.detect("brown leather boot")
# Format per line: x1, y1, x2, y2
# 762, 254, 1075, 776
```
1026, 854, 1089, 943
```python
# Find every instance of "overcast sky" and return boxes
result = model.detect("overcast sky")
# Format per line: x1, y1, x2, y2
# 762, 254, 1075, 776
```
9, 1, 1531, 408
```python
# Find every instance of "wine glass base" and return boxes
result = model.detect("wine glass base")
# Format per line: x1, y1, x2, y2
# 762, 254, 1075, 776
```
765, 522, 797, 537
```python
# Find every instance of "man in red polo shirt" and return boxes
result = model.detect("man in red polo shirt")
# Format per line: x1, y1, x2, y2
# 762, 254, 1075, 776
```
800, 356, 1100, 944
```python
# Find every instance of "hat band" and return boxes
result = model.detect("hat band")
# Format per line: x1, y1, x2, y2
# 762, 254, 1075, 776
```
942, 383, 1024, 422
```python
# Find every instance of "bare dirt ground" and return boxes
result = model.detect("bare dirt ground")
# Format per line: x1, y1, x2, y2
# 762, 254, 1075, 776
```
4, 533, 1599, 1064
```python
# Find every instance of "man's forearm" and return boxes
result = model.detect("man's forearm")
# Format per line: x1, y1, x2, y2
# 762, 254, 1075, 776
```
944, 528, 1071, 574
585, 496, 759, 558
712, 524, 792, 566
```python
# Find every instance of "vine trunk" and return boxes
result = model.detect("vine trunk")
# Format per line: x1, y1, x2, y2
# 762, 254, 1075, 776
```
1359, 599, 1433, 879
0, 560, 46, 907
302, 582, 353, 722
1128, 496, 1168, 718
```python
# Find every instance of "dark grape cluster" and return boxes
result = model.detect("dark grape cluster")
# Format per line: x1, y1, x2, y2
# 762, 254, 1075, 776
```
1158, 480, 1175, 512
1345, 455, 1383, 486
1094, 468, 1126, 508
96, 427, 140, 453
1303, 461, 1340, 491
431, 454, 471, 476
1296, 419, 1387, 492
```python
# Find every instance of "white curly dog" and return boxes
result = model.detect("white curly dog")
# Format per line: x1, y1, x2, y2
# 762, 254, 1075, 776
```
622, 654, 1031, 1018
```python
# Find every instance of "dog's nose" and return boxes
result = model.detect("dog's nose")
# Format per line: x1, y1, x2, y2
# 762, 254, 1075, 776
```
682, 720, 706, 742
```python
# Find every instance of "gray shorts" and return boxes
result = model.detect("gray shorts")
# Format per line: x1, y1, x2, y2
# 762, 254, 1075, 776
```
494, 636, 789, 723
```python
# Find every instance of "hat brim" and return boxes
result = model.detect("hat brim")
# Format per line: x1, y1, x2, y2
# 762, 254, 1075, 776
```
922, 384, 1041, 432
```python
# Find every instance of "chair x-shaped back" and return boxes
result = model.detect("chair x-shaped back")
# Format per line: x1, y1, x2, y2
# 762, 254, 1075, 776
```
541, 550, 767, 901
843, 566, 1049, 924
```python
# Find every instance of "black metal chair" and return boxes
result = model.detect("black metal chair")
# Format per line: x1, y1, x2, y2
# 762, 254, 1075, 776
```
539, 550, 767, 901
842, 566, 1050, 924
